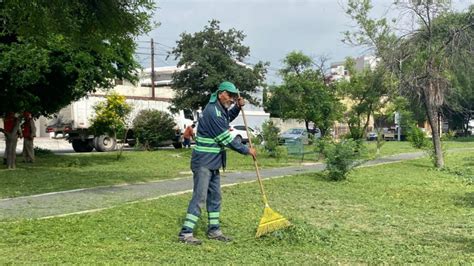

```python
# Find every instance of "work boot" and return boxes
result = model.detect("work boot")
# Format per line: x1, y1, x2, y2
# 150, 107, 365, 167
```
178, 233, 202, 245
207, 229, 232, 242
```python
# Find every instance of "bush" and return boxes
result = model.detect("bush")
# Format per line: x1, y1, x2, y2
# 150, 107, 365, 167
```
321, 138, 362, 181
250, 134, 262, 146
132, 110, 176, 150
407, 125, 429, 149
313, 135, 332, 159
441, 130, 456, 141
33, 146, 53, 156
90, 93, 132, 138
261, 120, 281, 158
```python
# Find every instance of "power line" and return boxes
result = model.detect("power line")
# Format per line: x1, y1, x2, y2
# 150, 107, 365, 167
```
135, 52, 168, 56
156, 42, 174, 49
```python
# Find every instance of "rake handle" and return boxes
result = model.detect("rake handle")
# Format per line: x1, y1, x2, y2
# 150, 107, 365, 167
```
237, 93, 269, 206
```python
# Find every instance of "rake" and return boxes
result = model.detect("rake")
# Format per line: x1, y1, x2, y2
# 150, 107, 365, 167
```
237, 93, 291, 237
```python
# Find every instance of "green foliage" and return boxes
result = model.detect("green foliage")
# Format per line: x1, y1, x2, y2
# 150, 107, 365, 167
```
313, 135, 332, 159
441, 130, 456, 141
407, 125, 429, 149
169, 20, 268, 111
336, 58, 394, 140
261, 120, 281, 158
445, 24, 474, 133
132, 110, 176, 150
90, 93, 132, 137
407, 125, 447, 168
0, 0, 155, 116
383, 96, 426, 132
343, 0, 473, 168
250, 134, 262, 146
321, 138, 363, 181
266, 51, 344, 135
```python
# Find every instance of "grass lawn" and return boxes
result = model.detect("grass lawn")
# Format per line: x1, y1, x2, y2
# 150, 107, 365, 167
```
0, 148, 295, 198
366, 136, 474, 157
0, 151, 472, 263
1, 137, 473, 199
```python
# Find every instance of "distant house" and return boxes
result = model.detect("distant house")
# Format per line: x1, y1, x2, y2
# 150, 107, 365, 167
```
328, 61, 350, 83
328, 55, 379, 83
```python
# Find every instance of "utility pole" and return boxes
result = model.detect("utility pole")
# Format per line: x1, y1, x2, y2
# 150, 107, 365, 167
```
151, 38, 155, 99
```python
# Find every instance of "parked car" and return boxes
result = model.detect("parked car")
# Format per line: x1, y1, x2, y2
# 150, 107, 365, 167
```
229, 125, 261, 144
309, 128, 322, 139
366, 131, 378, 141
279, 128, 309, 145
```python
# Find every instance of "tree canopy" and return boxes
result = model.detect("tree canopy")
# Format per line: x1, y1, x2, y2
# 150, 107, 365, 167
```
344, 0, 473, 168
0, 0, 155, 116
336, 58, 395, 139
168, 20, 268, 111
443, 6, 474, 134
265, 51, 344, 136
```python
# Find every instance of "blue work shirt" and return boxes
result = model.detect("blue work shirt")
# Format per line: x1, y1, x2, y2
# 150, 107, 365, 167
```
191, 100, 249, 170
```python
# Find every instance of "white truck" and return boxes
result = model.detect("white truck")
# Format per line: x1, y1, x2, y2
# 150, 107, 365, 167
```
46, 95, 195, 152
46, 67, 196, 153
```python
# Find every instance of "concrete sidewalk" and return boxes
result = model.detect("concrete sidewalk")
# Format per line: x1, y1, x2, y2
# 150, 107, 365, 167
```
0, 137, 75, 155
0, 152, 427, 221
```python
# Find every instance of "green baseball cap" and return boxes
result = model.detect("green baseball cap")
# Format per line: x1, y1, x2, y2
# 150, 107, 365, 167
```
218, 81, 239, 94
209, 81, 239, 103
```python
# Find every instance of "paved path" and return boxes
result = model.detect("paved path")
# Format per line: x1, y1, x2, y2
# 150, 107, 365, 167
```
0, 151, 431, 221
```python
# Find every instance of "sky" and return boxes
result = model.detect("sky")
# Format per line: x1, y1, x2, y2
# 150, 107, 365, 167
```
135, 0, 472, 84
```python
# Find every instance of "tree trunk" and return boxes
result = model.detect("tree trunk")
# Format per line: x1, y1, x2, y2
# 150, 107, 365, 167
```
320, 128, 326, 137
4, 120, 21, 169
424, 84, 444, 168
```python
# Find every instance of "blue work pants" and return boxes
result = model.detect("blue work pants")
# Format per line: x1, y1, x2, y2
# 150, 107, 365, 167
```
180, 167, 221, 234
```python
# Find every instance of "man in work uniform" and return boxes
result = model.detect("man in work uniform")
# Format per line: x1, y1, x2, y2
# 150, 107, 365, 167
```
178, 81, 257, 245
21, 112, 36, 163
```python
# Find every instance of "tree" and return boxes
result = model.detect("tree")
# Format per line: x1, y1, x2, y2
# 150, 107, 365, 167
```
168, 20, 268, 111
344, 0, 473, 168
0, 0, 155, 167
443, 12, 474, 135
336, 58, 394, 140
0, 0, 155, 116
266, 51, 344, 136
260, 120, 281, 158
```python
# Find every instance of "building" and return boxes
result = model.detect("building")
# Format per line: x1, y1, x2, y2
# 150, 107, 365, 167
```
328, 55, 379, 83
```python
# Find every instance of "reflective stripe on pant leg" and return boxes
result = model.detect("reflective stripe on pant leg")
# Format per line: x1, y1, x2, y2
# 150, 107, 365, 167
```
208, 211, 220, 226
183, 213, 199, 230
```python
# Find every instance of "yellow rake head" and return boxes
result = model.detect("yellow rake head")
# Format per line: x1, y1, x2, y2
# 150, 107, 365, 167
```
255, 206, 291, 238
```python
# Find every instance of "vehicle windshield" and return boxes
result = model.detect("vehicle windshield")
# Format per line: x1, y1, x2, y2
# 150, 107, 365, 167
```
285, 128, 304, 134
